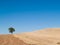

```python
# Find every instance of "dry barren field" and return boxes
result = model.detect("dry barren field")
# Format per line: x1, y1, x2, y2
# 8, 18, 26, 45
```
0, 28, 60, 45
0, 34, 28, 45
14, 28, 60, 45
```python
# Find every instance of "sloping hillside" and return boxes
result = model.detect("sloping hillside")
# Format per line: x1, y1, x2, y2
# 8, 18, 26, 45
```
0, 28, 60, 45
0, 34, 28, 45
14, 28, 60, 45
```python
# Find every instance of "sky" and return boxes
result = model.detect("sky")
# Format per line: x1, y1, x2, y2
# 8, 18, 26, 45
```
0, 0, 60, 34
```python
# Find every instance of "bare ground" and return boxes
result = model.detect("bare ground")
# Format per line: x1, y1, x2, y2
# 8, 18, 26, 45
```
0, 34, 28, 45
14, 28, 60, 45
0, 28, 60, 45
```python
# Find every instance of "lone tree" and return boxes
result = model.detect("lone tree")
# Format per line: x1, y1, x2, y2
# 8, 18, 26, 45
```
8, 27, 15, 34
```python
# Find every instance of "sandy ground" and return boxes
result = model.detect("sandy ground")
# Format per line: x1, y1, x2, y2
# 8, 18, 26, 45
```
0, 34, 28, 45
0, 28, 60, 45
14, 28, 60, 45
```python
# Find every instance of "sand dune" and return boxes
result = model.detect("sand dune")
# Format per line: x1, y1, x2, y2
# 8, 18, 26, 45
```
14, 28, 60, 45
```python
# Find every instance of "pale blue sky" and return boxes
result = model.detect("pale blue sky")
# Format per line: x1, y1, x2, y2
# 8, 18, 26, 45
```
0, 0, 60, 34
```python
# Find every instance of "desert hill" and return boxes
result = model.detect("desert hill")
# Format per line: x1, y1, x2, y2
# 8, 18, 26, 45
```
0, 28, 60, 45
0, 34, 28, 45
14, 28, 60, 45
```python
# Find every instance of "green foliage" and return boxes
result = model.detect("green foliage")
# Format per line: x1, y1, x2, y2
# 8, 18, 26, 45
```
8, 27, 15, 34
